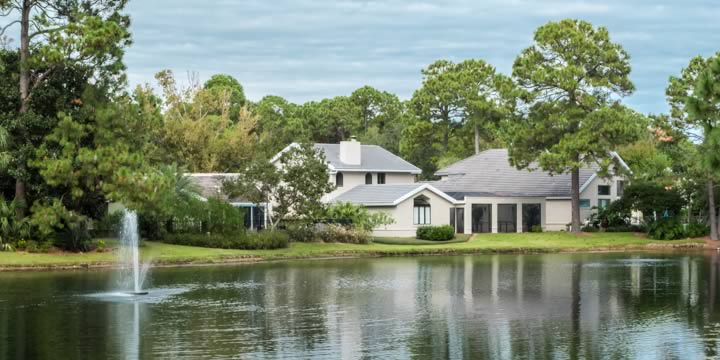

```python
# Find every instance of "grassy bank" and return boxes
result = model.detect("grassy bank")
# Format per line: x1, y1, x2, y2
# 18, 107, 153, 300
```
0, 232, 705, 270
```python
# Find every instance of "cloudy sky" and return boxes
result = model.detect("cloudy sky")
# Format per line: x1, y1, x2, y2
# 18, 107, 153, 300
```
124, 0, 720, 114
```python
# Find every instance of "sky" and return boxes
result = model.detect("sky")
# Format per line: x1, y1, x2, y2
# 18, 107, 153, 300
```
123, 0, 720, 114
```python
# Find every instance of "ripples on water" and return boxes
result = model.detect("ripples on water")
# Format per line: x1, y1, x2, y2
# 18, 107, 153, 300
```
2, 252, 720, 359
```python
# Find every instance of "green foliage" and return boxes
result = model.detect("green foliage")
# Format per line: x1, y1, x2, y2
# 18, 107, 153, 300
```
225, 143, 334, 228
206, 198, 245, 235
530, 225, 544, 233
94, 210, 123, 237
284, 224, 317, 243
590, 201, 632, 229
620, 182, 685, 222
581, 225, 599, 232
316, 224, 371, 244
604, 224, 646, 233
325, 202, 394, 231
203, 74, 246, 122
0, 198, 30, 249
647, 219, 688, 240
163, 231, 288, 250
416, 225, 455, 241
507, 19, 645, 232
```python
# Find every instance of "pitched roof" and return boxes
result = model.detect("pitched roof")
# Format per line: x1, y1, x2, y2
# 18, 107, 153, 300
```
271, 143, 421, 174
332, 184, 459, 206
186, 173, 251, 203
315, 144, 421, 173
431, 149, 604, 198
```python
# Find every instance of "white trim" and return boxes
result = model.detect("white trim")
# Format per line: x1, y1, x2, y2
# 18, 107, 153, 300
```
610, 151, 632, 174
330, 168, 421, 174
270, 142, 300, 163
546, 197, 571, 200
392, 184, 461, 206
579, 173, 597, 193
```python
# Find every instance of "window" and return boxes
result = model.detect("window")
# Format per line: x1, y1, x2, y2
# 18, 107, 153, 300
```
471, 204, 492, 233
580, 199, 591, 209
413, 196, 431, 225
522, 204, 541, 232
336, 172, 344, 187
598, 185, 611, 196
617, 180, 625, 196
598, 199, 611, 209
365, 173, 372, 184
377, 173, 386, 184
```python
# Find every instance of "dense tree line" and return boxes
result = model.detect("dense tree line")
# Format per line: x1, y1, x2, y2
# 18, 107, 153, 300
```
0, 1, 718, 247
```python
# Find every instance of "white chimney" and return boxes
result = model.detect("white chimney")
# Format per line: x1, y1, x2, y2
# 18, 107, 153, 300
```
339, 137, 361, 165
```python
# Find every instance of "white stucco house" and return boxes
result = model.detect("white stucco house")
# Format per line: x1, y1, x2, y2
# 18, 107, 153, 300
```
189, 138, 630, 237
310, 140, 629, 237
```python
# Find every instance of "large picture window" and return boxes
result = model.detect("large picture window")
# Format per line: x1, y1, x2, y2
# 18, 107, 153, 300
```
413, 196, 431, 225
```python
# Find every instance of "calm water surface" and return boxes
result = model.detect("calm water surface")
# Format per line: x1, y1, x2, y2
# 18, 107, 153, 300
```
2, 252, 720, 359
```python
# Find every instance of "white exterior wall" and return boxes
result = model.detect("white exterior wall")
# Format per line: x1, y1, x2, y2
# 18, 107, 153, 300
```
325, 172, 416, 201
368, 189, 454, 237
461, 196, 547, 234
545, 199, 571, 231
579, 175, 626, 222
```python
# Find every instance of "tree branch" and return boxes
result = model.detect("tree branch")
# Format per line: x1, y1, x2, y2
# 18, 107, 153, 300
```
0, 20, 20, 37
28, 24, 66, 40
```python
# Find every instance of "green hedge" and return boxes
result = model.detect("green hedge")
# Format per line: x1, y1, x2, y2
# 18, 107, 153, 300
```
163, 231, 289, 250
416, 225, 455, 241
316, 224, 370, 244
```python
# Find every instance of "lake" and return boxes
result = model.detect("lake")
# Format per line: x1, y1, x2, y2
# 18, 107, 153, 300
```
1, 252, 720, 359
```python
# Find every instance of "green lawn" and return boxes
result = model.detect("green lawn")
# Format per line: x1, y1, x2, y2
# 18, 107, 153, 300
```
0, 232, 705, 270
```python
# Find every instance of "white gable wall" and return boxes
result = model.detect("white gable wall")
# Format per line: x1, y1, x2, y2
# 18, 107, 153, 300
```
368, 188, 454, 237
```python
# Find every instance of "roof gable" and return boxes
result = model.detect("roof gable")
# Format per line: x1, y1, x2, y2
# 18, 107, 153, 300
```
332, 184, 459, 206
271, 143, 421, 174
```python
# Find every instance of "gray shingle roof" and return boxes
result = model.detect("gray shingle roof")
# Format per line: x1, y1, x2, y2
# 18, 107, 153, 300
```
332, 184, 458, 206
314, 144, 421, 173
187, 174, 250, 203
431, 149, 599, 198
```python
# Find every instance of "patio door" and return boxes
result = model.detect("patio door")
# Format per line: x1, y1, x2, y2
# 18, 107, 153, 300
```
471, 204, 491, 233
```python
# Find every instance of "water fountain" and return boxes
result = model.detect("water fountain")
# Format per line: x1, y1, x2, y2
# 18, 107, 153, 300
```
119, 210, 149, 295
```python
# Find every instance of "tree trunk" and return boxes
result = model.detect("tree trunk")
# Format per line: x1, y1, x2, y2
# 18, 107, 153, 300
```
709, 179, 718, 241
14, 1, 31, 219
474, 123, 480, 155
571, 167, 581, 233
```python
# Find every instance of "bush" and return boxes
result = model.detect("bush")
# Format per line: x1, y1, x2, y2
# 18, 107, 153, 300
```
581, 225, 599, 232
605, 224, 647, 233
163, 231, 288, 250
416, 225, 455, 241
686, 222, 710, 238
530, 225, 543, 233
647, 220, 687, 240
24, 240, 52, 253
326, 202, 394, 231
285, 224, 317, 242
94, 211, 123, 237
316, 224, 370, 244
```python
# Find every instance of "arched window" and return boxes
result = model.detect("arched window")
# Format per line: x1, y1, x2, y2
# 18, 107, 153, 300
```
336, 172, 344, 187
365, 173, 373, 184
413, 195, 431, 225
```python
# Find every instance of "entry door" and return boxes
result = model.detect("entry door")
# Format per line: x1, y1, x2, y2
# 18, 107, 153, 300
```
471, 204, 491, 233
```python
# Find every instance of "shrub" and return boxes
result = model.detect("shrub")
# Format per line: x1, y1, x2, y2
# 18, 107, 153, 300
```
647, 220, 687, 240
581, 225, 599, 232
316, 224, 370, 244
605, 224, 647, 232
94, 211, 124, 237
530, 225, 543, 233
54, 221, 93, 252
285, 224, 317, 242
96, 239, 107, 252
416, 225, 455, 241
326, 202, 394, 231
25, 240, 52, 253
247, 230, 290, 249
163, 231, 288, 250
686, 222, 710, 238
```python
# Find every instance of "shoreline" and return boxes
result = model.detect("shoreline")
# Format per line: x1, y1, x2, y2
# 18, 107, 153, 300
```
0, 240, 709, 272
